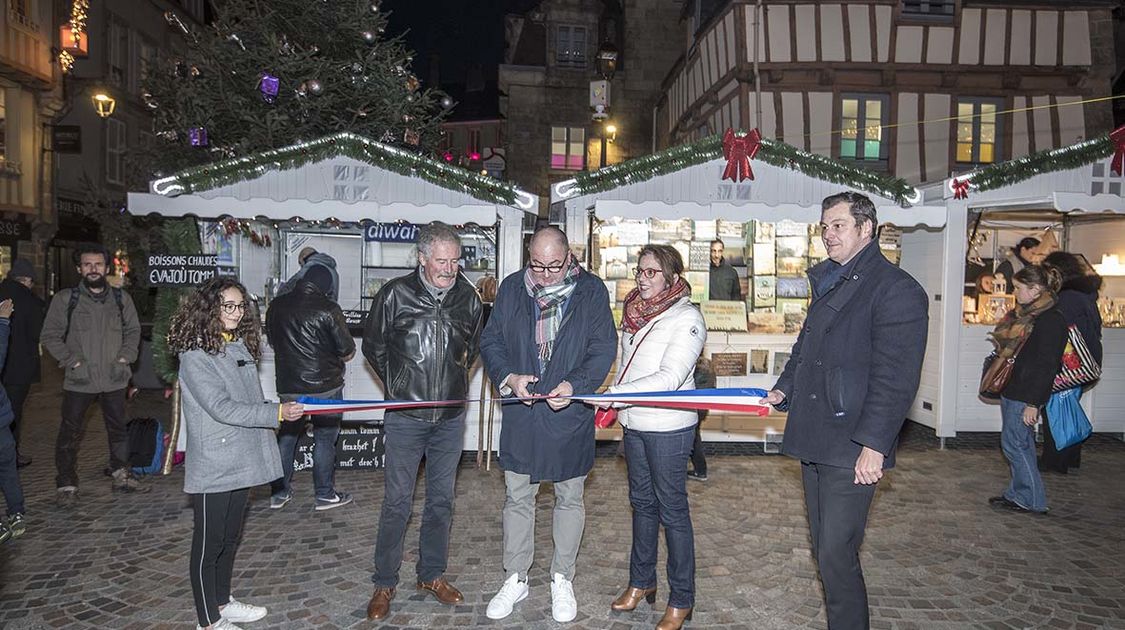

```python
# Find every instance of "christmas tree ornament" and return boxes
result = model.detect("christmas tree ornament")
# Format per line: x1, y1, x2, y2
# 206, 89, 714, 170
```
440, 95, 454, 109
362, 30, 376, 44
403, 129, 420, 145
143, 92, 159, 109
405, 76, 420, 92
403, 114, 414, 122
380, 130, 396, 144
227, 33, 246, 50
296, 81, 308, 97
188, 127, 208, 146
307, 79, 324, 95
189, 65, 201, 77
406, 93, 416, 103
259, 72, 280, 102
370, 1, 380, 12
278, 35, 293, 55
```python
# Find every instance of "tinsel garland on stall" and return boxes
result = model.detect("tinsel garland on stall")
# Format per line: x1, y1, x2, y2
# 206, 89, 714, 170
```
567, 132, 918, 205
958, 133, 1116, 194
151, 219, 203, 384
154, 132, 519, 205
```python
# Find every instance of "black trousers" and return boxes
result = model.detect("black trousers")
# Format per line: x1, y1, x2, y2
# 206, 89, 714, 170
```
55, 388, 128, 488
4, 383, 31, 449
1040, 405, 1082, 472
190, 488, 249, 627
690, 411, 708, 474
802, 461, 877, 630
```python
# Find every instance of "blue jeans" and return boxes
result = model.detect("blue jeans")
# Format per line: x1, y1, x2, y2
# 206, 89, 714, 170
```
623, 425, 696, 609
271, 387, 343, 501
1000, 396, 1048, 512
0, 426, 25, 515
372, 410, 465, 587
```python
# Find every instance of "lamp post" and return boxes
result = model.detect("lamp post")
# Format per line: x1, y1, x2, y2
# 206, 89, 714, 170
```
594, 40, 619, 169
92, 91, 116, 118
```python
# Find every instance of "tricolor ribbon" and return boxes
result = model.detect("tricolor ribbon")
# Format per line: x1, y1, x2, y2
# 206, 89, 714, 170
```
721, 128, 761, 183
1110, 124, 1125, 175
297, 387, 771, 417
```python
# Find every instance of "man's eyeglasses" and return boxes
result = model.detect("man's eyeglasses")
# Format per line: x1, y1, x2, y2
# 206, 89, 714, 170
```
529, 262, 566, 274
220, 302, 248, 315
634, 267, 662, 279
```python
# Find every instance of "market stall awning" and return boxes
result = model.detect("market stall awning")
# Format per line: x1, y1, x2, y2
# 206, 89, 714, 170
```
128, 132, 537, 222
552, 131, 946, 227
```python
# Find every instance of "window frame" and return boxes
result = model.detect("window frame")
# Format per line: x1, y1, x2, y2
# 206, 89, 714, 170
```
838, 93, 891, 167
955, 97, 1004, 166
107, 20, 128, 87
105, 118, 126, 186
0, 89, 7, 160
899, 0, 955, 23
550, 126, 586, 171
555, 24, 588, 69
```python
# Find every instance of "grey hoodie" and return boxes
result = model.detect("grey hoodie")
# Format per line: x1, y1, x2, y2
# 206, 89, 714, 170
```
277, 253, 340, 303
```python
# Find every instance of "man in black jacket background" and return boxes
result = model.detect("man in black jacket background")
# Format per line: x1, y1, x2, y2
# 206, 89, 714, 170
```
764, 192, 928, 630
361, 221, 483, 621
265, 265, 356, 512
0, 259, 46, 469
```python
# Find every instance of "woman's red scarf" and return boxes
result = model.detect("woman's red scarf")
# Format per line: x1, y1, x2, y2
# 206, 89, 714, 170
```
622, 277, 691, 334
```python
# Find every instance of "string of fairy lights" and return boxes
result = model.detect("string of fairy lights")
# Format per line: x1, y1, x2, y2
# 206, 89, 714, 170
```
58, 0, 89, 73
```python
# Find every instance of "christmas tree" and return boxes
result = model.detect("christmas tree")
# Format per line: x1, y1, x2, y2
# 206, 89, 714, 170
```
141, 0, 450, 176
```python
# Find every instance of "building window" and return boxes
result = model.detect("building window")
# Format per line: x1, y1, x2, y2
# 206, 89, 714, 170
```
106, 118, 126, 186
0, 90, 6, 160
556, 25, 587, 68
900, 0, 954, 21
468, 128, 482, 156
137, 40, 157, 94
551, 126, 585, 170
840, 94, 889, 163
956, 99, 1002, 164
107, 21, 130, 87
9, 0, 38, 30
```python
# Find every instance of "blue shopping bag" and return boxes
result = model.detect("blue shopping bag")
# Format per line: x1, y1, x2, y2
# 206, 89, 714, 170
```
1045, 388, 1092, 450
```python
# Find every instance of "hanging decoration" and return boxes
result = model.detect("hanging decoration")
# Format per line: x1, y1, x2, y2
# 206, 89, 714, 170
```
59, 0, 90, 73
951, 178, 970, 200
721, 128, 761, 183
362, 30, 377, 44
1110, 125, 1125, 175
307, 79, 325, 96
221, 219, 272, 247
259, 73, 280, 102
403, 129, 421, 146
405, 76, 420, 92
151, 132, 521, 205
188, 127, 209, 147
962, 126, 1124, 193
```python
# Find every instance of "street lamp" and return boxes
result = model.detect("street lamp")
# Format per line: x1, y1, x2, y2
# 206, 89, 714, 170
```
92, 92, 116, 118
593, 40, 619, 169
596, 41, 618, 80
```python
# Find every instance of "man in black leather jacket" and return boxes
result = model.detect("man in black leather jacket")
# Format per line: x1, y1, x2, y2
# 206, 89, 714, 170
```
361, 221, 483, 621
265, 265, 356, 512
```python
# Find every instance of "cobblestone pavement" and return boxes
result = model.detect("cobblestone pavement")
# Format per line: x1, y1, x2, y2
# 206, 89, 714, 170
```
1, 375, 1124, 629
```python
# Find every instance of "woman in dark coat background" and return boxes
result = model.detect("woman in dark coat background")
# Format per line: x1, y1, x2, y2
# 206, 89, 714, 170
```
1039, 251, 1103, 474
987, 265, 1068, 514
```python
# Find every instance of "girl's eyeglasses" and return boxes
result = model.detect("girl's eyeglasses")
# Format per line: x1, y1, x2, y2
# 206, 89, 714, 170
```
220, 302, 248, 314
634, 267, 662, 279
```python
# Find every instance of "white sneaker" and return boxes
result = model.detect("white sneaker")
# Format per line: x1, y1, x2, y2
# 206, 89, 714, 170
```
486, 573, 529, 620
196, 618, 243, 629
550, 573, 577, 623
221, 598, 267, 623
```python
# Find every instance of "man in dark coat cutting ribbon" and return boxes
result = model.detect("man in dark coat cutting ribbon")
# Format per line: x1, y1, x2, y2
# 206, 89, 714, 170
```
479, 226, 618, 623
763, 192, 929, 630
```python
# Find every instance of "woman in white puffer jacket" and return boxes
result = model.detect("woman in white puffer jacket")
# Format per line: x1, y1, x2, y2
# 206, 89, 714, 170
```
604, 244, 706, 630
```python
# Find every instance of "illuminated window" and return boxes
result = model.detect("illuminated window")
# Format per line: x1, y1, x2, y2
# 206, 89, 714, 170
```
956, 99, 1003, 164
551, 126, 585, 170
840, 94, 889, 163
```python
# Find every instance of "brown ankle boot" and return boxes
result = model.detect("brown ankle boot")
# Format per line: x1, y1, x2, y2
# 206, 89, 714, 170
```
655, 605, 693, 630
611, 586, 657, 612
366, 587, 395, 620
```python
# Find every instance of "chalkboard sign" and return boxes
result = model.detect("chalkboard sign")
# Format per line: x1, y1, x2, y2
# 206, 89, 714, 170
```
293, 424, 386, 470
147, 254, 219, 287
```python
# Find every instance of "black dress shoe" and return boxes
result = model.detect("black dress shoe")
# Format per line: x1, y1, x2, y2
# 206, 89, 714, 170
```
988, 496, 1029, 512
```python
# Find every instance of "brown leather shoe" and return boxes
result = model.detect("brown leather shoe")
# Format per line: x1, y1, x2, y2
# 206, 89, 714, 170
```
417, 576, 464, 605
611, 585, 657, 612
366, 587, 395, 621
655, 605, 693, 630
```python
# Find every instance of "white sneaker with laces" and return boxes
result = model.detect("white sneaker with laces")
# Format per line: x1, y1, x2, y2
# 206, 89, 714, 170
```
550, 572, 577, 623
486, 573, 529, 620
221, 598, 267, 623
196, 617, 243, 629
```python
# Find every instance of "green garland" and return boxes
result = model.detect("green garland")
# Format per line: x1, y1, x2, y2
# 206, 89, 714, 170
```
151, 219, 203, 385
155, 132, 522, 206
569, 133, 918, 206
963, 134, 1114, 193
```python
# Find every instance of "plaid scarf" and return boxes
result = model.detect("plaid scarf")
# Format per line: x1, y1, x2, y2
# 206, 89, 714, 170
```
524, 256, 581, 369
989, 291, 1056, 357
622, 276, 691, 334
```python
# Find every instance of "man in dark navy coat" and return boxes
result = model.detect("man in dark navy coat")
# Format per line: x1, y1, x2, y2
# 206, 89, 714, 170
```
764, 192, 928, 630
479, 226, 617, 623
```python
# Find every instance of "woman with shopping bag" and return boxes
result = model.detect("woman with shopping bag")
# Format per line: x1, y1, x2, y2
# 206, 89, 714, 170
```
986, 265, 1069, 514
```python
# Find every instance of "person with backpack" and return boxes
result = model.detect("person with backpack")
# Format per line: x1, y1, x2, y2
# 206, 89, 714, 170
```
40, 244, 145, 506
0, 298, 28, 544
0, 258, 46, 469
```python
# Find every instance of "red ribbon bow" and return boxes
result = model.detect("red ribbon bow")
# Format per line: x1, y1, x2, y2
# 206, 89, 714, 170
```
722, 128, 761, 183
1110, 125, 1125, 175
952, 178, 970, 200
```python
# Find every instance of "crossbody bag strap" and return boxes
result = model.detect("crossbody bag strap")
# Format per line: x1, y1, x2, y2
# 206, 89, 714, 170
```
616, 325, 657, 385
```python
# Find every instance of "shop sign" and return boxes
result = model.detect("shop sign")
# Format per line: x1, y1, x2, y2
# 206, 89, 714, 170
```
147, 254, 219, 287
0, 218, 30, 240
363, 222, 420, 243
53, 125, 83, 153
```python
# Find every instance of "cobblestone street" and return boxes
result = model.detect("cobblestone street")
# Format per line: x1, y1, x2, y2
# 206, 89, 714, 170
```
1, 370, 1123, 629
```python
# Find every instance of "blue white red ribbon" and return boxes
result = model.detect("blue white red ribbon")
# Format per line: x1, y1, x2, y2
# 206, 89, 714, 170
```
297, 387, 770, 417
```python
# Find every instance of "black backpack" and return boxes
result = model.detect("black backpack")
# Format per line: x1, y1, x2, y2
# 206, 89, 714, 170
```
126, 417, 163, 472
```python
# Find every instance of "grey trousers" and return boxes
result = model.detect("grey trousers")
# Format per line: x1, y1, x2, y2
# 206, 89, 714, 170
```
502, 471, 587, 581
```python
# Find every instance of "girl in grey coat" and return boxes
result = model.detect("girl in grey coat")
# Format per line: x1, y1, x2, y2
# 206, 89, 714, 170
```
169, 277, 305, 630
